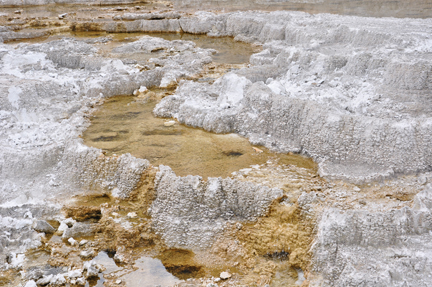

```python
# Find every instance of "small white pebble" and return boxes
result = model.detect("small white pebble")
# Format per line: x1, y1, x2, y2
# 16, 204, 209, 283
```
220, 271, 231, 280
127, 212, 137, 219
163, 120, 176, 127
68, 237, 78, 246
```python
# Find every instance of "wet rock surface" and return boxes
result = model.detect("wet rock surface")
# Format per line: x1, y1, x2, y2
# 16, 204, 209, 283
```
0, 2, 432, 287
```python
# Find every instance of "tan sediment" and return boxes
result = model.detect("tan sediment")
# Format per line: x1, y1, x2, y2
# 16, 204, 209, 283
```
43, 168, 164, 274
63, 206, 103, 222
0, 270, 18, 286
122, 167, 159, 215
239, 201, 313, 270
203, 199, 314, 287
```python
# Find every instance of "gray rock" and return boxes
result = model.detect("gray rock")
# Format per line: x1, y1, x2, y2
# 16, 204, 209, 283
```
24, 280, 37, 287
418, 175, 428, 185
33, 220, 56, 234
62, 223, 97, 239
25, 268, 44, 280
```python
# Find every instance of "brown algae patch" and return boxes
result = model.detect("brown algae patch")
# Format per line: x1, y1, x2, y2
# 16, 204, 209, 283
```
63, 206, 102, 223
82, 94, 316, 179
238, 201, 313, 271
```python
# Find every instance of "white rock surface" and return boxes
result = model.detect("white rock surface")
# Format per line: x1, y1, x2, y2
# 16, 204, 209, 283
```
150, 165, 282, 250
79, 250, 95, 259
310, 188, 432, 286
24, 280, 37, 287
68, 237, 78, 246
83, 261, 101, 278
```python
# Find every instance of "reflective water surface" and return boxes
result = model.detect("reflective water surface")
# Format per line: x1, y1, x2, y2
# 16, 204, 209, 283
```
121, 256, 182, 287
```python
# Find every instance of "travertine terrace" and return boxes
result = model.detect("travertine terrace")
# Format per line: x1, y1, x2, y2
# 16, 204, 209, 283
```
0, 1, 432, 286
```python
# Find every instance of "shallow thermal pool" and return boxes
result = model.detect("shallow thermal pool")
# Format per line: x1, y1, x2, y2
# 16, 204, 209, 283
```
82, 95, 316, 179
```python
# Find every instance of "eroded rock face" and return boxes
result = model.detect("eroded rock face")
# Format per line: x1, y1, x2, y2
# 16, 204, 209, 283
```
33, 220, 56, 233
150, 165, 283, 250
112, 35, 197, 54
